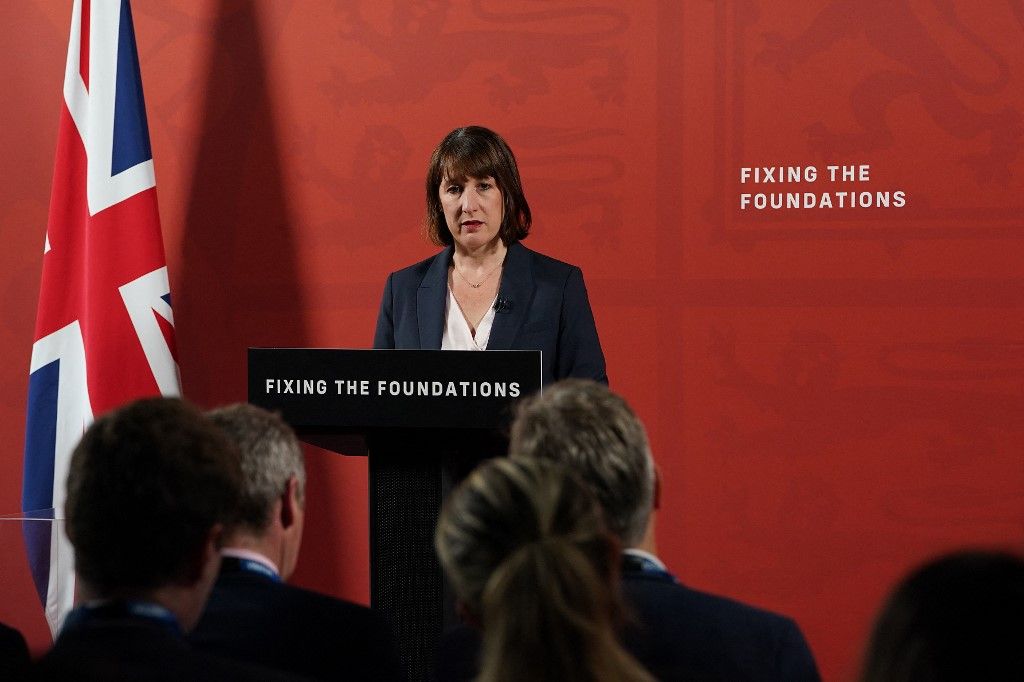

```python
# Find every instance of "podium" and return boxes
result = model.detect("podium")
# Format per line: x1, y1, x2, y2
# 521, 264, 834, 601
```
248, 348, 542, 681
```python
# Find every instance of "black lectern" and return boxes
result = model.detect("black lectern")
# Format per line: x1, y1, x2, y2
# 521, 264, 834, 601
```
248, 348, 542, 681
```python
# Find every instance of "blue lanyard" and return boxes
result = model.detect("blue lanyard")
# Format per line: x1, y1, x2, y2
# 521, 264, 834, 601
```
63, 600, 183, 636
222, 556, 283, 583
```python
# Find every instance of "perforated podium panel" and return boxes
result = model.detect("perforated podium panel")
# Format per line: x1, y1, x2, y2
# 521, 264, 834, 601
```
368, 435, 505, 681
370, 453, 443, 681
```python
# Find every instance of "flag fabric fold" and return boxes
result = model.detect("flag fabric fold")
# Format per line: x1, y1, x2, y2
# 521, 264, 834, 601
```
22, 0, 180, 634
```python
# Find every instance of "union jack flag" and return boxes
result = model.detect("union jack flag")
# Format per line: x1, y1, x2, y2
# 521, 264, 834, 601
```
22, 0, 180, 633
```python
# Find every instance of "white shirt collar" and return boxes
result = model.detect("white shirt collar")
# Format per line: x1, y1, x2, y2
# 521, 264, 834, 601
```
221, 548, 280, 576
623, 548, 667, 571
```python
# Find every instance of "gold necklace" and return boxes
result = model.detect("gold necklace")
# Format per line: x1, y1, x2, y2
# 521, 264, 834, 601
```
453, 257, 503, 289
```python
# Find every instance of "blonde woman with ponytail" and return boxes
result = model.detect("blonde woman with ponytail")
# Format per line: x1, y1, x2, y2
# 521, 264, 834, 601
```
435, 457, 654, 682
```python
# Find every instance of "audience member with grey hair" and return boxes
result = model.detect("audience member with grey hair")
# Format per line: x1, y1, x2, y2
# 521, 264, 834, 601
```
208, 403, 308, 573
191, 403, 401, 681
438, 379, 821, 681
512, 380, 819, 681
508, 378, 655, 547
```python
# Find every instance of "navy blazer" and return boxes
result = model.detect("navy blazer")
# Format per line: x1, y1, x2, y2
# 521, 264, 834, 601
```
373, 242, 607, 386
190, 558, 402, 681
35, 609, 294, 681
436, 556, 821, 682
620, 559, 821, 682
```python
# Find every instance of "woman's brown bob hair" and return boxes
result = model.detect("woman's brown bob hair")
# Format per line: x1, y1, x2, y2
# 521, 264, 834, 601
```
425, 126, 532, 247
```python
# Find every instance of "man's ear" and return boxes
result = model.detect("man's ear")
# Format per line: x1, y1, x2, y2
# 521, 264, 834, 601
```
280, 475, 301, 530
184, 523, 223, 584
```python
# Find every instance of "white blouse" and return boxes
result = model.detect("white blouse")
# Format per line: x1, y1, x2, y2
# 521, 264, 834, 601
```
441, 287, 497, 351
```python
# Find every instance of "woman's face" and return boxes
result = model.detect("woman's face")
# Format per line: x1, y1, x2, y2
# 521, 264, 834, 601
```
439, 175, 504, 252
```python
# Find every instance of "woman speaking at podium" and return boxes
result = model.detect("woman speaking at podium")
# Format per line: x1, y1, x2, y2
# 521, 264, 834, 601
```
373, 126, 607, 386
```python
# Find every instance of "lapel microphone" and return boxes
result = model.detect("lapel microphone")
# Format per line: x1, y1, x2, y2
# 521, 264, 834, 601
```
493, 297, 513, 314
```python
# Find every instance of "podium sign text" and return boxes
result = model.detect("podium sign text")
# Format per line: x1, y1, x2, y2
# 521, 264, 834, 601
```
248, 348, 542, 431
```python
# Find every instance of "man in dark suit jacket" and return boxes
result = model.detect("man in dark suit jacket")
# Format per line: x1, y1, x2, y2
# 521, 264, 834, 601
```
34, 398, 289, 681
620, 554, 819, 681
439, 380, 820, 682
0, 621, 29, 680
191, 404, 402, 682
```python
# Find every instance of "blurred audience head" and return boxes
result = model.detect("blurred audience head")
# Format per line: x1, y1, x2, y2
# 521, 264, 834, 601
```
206, 403, 306, 579
65, 397, 241, 628
861, 549, 1024, 682
509, 379, 655, 547
436, 457, 652, 682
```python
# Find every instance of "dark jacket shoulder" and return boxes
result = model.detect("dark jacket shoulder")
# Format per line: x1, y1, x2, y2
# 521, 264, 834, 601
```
622, 569, 820, 682
34, 616, 295, 681
386, 243, 577, 287
0, 621, 29, 681
387, 248, 449, 288
192, 568, 401, 682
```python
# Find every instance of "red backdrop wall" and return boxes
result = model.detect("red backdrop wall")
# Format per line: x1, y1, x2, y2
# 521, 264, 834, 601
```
2, 2, 1023, 679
